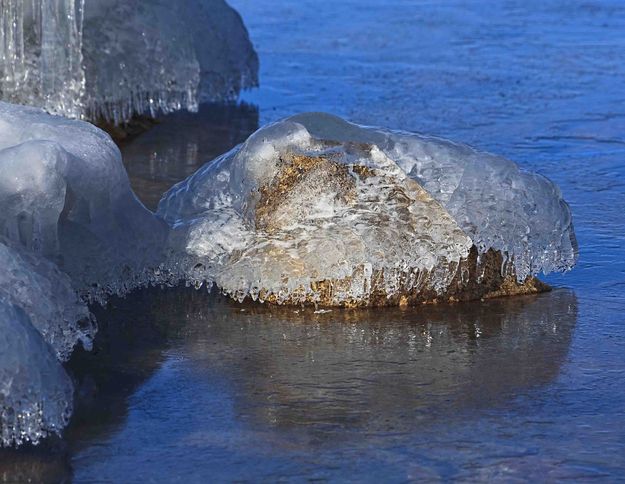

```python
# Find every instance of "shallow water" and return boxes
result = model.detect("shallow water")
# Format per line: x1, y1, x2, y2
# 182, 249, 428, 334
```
3, 0, 625, 481
70, 289, 581, 482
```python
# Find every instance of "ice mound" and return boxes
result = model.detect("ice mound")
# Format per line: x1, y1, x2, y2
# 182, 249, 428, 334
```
0, 101, 169, 299
0, 101, 169, 446
0, 0, 258, 123
0, 299, 73, 448
159, 113, 576, 306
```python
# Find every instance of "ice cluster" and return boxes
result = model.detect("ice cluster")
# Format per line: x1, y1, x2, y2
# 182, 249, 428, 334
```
0, 105, 577, 447
0, 0, 258, 123
0, 101, 167, 446
159, 113, 577, 305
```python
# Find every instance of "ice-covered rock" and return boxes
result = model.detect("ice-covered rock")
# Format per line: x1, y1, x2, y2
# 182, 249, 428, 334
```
0, 0, 258, 123
159, 113, 576, 306
0, 299, 74, 448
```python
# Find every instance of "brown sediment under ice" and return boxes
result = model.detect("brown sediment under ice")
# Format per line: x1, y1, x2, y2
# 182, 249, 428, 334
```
96, 115, 159, 144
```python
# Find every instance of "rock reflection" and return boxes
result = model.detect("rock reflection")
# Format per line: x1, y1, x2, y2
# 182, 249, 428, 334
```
119, 103, 259, 209
177, 290, 577, 434
68, 287, 577, 443
0, 441, 70, 484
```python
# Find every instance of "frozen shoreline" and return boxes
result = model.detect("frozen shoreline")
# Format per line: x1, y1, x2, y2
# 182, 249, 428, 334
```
0, 101, 577, 448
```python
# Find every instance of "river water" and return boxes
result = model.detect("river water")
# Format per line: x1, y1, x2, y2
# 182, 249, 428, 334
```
2, 0, 624, 482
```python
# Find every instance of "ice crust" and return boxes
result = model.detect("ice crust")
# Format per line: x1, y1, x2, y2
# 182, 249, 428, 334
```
290, 113, 578, 281
158, 112, 577, 304
0, 0, 258, 123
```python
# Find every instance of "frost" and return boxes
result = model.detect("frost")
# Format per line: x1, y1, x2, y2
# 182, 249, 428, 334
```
159, 113, 577, 305
0, 0, 258, 123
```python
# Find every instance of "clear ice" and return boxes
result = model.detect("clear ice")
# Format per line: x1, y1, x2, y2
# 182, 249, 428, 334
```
0, 0, 258, 123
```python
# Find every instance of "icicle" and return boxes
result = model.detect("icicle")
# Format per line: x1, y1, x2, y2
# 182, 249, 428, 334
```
39, 0, 86, 117
1, 0, 257, 123
0, 0, 85, 116
0, 0, 25, 96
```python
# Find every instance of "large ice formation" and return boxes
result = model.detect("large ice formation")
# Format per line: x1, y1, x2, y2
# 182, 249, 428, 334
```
159, 112, 577, 306
0, 101, 166, 446
0, 101, 168, 299
0, 0, 258, 123
0, 105, 577, 446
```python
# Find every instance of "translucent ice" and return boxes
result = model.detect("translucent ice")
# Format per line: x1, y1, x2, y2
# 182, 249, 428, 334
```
290, 113, 578, 281
0, 101, 169, 300
0, 241, 94, 361
0, 298, 73, 448
0, 0, 258, 123
159, 113, 577, 305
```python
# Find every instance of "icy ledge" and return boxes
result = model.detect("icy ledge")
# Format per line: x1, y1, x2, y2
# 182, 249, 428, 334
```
0, 0, 258, 124
159, 112, 577, 306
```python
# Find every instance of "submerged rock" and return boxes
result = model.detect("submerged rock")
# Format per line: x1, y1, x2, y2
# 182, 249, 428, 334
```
159, 113, 575, 306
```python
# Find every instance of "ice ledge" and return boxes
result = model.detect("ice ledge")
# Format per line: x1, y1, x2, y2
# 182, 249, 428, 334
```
0, 0, 258, 124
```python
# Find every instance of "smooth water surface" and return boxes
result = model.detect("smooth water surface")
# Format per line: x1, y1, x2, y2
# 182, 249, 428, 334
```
2, 0, 624, 481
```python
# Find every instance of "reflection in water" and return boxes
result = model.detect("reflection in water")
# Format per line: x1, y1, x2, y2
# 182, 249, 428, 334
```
178, 290, 577, 435
0, 288, 576, 482
0, 442, 70, 484
120, 103, 259, 209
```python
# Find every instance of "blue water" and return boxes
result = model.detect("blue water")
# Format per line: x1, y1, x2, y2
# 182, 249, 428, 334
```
3, 0, 625, 482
